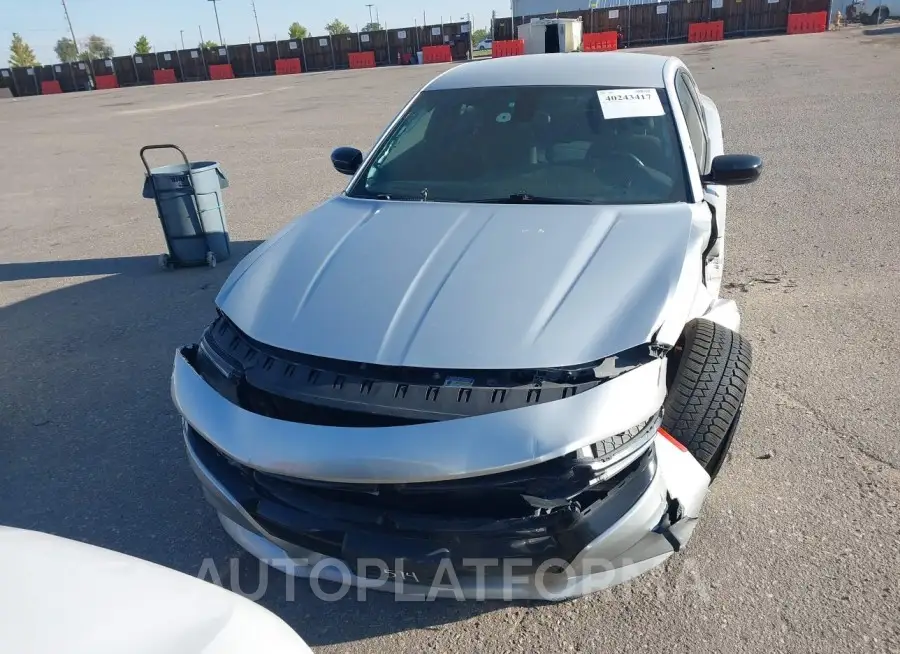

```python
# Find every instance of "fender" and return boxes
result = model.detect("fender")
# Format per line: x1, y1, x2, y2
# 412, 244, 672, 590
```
651, 205, 713, 348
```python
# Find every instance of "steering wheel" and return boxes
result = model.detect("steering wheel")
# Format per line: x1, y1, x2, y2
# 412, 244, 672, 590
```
590, 150, 647, 182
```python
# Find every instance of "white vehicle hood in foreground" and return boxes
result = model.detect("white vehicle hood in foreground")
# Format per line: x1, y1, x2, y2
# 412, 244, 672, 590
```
0, 527, 313, 654
216, 196, 700, 369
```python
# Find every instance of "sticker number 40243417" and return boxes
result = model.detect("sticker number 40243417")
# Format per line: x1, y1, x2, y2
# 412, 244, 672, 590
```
596, 88, 665, 120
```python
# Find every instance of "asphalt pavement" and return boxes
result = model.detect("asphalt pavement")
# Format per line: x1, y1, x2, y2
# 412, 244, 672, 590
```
1, 26, 898, 653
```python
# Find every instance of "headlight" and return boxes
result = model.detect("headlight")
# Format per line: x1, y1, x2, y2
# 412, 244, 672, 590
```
579, 410, 662, 483
193, 324, 244, 405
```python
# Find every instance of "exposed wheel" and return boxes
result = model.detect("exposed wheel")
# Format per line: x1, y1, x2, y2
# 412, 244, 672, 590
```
662, 318, 752, 480
158, 253, 173, 270
206, 251, 217, 268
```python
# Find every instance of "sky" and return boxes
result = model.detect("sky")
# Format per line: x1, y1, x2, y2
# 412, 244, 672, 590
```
3, 0, 511, 65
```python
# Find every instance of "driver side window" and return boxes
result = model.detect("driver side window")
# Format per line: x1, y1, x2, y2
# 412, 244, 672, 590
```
674, 73, 709, 174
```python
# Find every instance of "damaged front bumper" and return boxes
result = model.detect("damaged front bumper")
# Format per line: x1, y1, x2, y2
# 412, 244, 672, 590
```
172, 342, 711, 600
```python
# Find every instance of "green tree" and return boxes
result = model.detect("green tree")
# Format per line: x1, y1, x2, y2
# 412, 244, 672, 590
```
200, 40, 220, 50
134, 35, 152, 54
79, 34, 114, 60
8, 32, 39, 67
362, 22, 381, 32
324, 19, 351, 35
471, 28, 489, 44
288, 22, 308, 39
54, 37, 79, 62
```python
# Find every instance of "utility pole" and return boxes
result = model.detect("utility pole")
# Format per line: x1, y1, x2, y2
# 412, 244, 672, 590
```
199, 25, 205, 46
251, 0, 262, 42
61, 0, 79, 52
180, 30, 185, 49
61, 0, 94, 87
365, 4, 374, 25
208, 0, 224, 45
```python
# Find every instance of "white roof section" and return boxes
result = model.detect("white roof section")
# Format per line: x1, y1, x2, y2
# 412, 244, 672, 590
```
426, 53, 678, 91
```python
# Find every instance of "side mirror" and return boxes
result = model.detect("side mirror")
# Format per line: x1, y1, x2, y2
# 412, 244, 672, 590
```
701, 154, 763, 186
331, 147, 363, 176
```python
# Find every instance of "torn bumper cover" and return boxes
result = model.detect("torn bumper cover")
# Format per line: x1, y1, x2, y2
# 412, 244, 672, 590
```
172, 333, 711, 600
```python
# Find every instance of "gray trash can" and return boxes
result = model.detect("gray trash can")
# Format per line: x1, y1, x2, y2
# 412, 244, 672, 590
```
140, 144, 231, 269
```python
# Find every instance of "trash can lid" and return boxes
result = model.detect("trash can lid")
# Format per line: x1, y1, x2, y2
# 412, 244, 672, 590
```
148, 161, 219, 176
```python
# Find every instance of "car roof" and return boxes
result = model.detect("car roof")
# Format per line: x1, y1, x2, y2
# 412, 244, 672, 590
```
426, 52, 679, 91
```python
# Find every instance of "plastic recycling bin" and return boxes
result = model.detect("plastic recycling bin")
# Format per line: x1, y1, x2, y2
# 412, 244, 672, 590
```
140, 144, 231, 269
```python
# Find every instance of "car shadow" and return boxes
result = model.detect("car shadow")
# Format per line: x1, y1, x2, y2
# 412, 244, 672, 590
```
862, 25, 900, 35
0, 242, 508, 645
0, 241, 264, 574
0, 254, 194, 281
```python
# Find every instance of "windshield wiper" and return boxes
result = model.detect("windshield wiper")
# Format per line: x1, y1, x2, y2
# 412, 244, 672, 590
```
369, 193, 428, 202
472, 194, 593, 205
372, 193, 421, 201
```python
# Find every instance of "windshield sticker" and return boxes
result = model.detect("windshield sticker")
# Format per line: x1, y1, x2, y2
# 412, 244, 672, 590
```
596, 88, 665, 120
496, 112, 512, 123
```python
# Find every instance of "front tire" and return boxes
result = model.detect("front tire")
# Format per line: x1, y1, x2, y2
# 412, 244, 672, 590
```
662, 318, 752, 479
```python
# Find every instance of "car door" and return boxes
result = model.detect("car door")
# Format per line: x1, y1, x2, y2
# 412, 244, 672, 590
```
674, 70, 725, 297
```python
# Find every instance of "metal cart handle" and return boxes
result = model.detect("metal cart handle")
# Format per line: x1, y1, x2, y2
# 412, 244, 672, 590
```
139, 144, 191, 177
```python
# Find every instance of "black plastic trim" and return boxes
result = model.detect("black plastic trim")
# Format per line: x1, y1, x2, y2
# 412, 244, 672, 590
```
193, 313, 660, 425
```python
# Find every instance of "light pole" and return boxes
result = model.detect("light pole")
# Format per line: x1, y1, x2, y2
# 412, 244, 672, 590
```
365, 3, 374, 25
208, 0, 224, 45
251, 0, 262, 42
180, 30, 185, 49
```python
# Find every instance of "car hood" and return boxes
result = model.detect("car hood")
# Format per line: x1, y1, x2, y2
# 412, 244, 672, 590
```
0, 527, 313, 654
216, 196, 697, 369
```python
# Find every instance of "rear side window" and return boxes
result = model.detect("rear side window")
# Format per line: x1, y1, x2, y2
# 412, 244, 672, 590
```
674, 73, 708, 173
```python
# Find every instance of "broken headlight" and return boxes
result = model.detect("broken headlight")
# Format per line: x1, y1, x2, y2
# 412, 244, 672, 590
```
578, 410, 662, 483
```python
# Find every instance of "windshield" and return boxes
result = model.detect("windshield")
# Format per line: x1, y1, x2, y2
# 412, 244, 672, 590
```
347, 85, 689, 205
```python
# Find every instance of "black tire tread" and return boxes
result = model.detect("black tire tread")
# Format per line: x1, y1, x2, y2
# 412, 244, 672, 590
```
662, 318, 752, 470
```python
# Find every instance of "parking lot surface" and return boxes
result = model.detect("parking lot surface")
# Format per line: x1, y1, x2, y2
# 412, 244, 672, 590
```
2, 26, 899, 654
